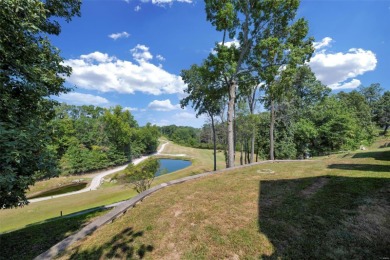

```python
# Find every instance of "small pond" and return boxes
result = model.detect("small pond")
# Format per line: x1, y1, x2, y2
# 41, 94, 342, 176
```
155, 159, 191, 176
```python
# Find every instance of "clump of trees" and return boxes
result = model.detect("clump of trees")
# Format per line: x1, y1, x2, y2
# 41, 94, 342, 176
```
51, 104, 160, 175
0, 0, 81, 208
181, 0, 388, 167
159, 125, 201, 147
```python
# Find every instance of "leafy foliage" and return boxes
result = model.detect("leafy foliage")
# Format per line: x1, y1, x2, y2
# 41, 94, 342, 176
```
0, 0, 81, 208
124, 158, 160, 193
51, 104, 159, 175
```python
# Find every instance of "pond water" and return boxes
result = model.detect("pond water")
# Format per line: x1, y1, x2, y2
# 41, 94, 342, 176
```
155, 159, 191, 176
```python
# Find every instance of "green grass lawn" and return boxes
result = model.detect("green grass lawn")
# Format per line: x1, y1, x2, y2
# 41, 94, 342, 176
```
1, 139, 389, 259
0, 142, 226, 233
55, 143, 389, 259
0, 209, 108, 260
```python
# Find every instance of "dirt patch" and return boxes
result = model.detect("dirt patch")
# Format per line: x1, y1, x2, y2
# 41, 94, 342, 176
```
301, 177, 329, 198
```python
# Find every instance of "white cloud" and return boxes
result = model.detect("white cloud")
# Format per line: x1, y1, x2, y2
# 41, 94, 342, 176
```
313, 37, 333, 50
57, 92, 109, 106
131, 44, 153, 62
211, 39, 240, 54
123, 106, 139, 111
221, 38, 240, 48
150, 111, 206, 127
64, 49, 185, 95
134, 5, 141, 11
108, 31, 130, 40
309, 38, 377, 90
80, 52, 114, 63
328, 79, 361, 90
156, 54, 165, 61
123, 0, 130, 3
147, 99, 180, 111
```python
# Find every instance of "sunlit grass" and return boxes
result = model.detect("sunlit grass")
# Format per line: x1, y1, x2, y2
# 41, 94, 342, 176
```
57, 144, 389, 259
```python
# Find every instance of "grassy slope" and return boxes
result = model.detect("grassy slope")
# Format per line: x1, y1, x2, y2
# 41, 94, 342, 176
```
0, 142, 226, 233
56, 139, 389, 259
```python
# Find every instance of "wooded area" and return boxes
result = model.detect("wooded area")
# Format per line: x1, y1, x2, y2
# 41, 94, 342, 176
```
1, 0, 388, 208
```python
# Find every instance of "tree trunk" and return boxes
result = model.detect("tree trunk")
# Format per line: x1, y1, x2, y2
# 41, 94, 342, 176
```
211, 116, 217, 171
227, 81, 236, 168
240, 143, 243, 165
246, 140, 250, 164
384, 124, 389, 135
270, 99, 275, 160
250, 130, 255, 163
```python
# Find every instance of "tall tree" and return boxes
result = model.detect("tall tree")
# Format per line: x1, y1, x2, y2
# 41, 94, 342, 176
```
0, 0, 81, 208
253, 16, 313, 160
205, 0, 312, 165
181, 64, 224, 171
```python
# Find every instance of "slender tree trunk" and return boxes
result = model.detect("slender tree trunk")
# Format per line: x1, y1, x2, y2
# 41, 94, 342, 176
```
244, 143, 247, 165
227, 81, 236, 168
240, 143, 243, 165
246, 140, 250, 164
211, 116, 217, 171
270, 99, 275, 160
250, 131, 255, 163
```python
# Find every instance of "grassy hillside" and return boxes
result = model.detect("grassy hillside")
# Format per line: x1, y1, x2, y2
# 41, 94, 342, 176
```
1, 138, 388, 259
53, 138, 390, 259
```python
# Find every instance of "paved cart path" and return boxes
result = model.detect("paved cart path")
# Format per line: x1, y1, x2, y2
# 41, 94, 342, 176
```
29, 142, 170, 203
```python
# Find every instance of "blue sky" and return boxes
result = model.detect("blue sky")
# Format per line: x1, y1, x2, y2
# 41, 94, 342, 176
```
52, 0, 390, 127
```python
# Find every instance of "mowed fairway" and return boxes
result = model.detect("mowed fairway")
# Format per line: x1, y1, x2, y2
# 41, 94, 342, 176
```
54, 141, 390, 259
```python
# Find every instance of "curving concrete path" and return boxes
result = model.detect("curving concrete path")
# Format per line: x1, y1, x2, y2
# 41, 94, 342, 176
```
29, 142, 170, 203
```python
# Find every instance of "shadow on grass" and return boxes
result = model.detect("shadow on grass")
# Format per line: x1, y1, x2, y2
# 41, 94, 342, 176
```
352, 150, 390, 161
328, 163, 390, 172
0, 208, 107, 260
258, 176, 390, 259
67, 227, 153, 259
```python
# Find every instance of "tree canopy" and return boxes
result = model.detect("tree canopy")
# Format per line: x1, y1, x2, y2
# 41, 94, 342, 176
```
0, 0, 81, 208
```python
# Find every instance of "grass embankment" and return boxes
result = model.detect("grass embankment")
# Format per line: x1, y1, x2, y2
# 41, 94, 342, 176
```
56, 140, 389, 259
0, 142, 223, 233
0, 209, 108, 260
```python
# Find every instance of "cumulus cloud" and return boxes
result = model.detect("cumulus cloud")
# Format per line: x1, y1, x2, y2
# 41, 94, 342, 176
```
134, 5, 141, 11
309, 37, 377, 90
147, 99, 180, 111
63, 48, 185, 95
108, 31, 130, 40
80, 52, 114, 63
57, 92, 109, 106
131, 44, 153, 62
328, 79, 361, 90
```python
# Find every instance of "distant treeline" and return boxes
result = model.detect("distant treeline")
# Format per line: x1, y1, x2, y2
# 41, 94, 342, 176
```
50, 104, 159, 175
161, 84, 389, 163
